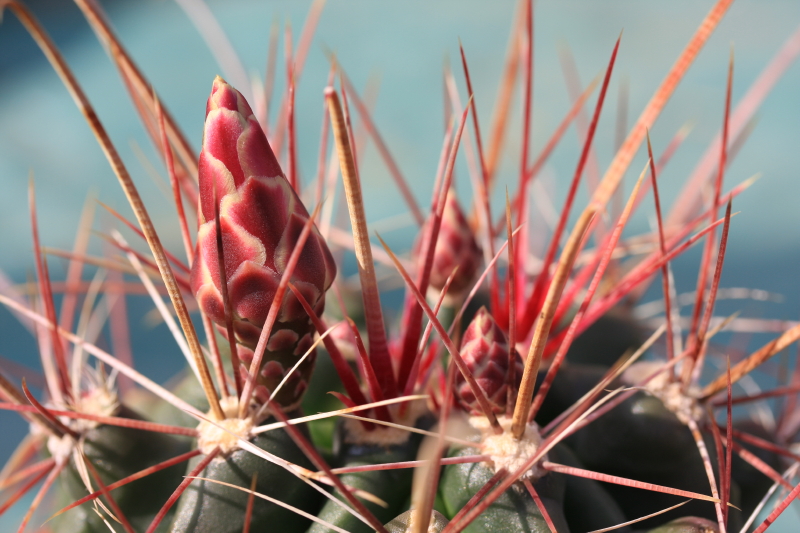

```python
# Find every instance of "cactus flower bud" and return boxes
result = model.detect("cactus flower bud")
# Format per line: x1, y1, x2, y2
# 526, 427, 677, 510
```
455, 307, 522, 415
422, 193, 481, 297
190, 76, 336, 409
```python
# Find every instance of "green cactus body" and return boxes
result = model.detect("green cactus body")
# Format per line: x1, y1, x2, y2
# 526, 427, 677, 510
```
170, 428, 319, 533
563, 308, 644, 368
54, 407, 188, 532
384, 509, 449, 533
729, 420, 781, 520
308, 425, 422, 533
572, 390, 741, 530
636, 516, 720, 533
440, 443, 570, 533
533, 364, 609, 428
557, 444, 630, 533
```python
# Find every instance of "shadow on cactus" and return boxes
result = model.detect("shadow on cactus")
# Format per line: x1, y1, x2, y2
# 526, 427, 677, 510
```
1, 0, 800, 533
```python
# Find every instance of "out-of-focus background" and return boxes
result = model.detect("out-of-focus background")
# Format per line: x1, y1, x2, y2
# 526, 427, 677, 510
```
0, 0, 798, 527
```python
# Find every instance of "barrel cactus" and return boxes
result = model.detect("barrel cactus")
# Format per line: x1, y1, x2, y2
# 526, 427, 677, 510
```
0, 1, 799, 533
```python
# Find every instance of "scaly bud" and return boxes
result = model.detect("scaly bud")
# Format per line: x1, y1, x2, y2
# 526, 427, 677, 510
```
190, 76, 336, 409
423, 193, 481, 297
455, 307, 522, 415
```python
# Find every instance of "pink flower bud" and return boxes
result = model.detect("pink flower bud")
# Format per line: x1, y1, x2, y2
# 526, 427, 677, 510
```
455, 307, 522, 415
190, 76, 336, 409
422, 193, 481, 296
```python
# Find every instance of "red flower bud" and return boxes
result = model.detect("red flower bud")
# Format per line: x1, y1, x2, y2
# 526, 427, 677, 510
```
190, 76, 336, 409
455, 307, 522, 415
422, 193, 481, 296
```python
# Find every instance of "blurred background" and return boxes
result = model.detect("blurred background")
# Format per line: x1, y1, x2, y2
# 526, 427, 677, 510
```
0, 0, 798, 527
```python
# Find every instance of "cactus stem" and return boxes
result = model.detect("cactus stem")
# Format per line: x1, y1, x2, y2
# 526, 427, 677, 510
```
453, 388, 626, 531
512, 208, 595, 439
522, 478, 557, 533
50, 449, 202, 520
146, 447, 220, 533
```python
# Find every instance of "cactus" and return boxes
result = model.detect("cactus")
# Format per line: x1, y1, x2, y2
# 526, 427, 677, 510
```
1, 1, 800, 533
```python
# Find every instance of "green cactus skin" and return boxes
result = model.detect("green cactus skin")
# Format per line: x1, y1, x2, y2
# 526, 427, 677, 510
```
572, 391, 741, 531
383, 509, 449, 533
533, 364, 610, 429
635, 516, 719, 533
439, 443, 571, 533
169, 428, 320, 533
54, 407, 188, 533
563, 308, 644, 368
307, 424, 423, 533
127, 368, 211, 430
557, 444, 630, 533
729, 420, 781, 520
